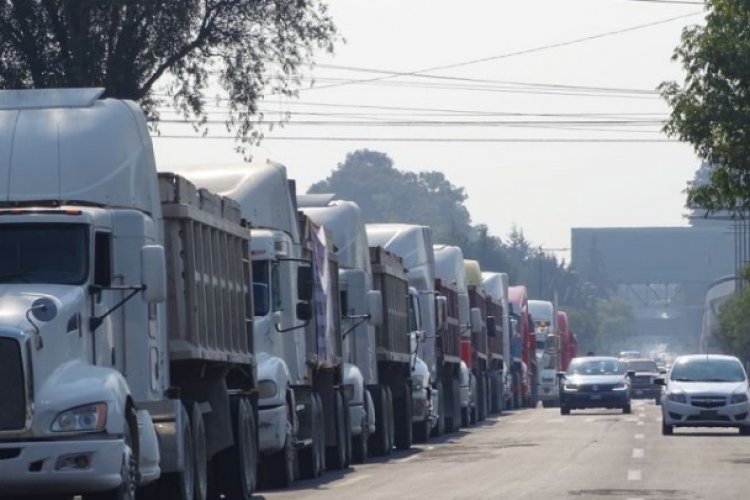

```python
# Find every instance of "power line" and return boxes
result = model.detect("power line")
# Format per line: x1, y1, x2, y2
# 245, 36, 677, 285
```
618, 0, 703, 4
151, 135, 680, 143
293, 11, 702, 94
157, 118, 665, 126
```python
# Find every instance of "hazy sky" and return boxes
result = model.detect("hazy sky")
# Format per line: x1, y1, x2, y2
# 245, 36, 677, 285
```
153, 0, 706, 256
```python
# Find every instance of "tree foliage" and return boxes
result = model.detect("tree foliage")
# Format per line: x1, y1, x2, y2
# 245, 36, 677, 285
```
0, 0, 337, 149
717, 265, 750, 363
660, 1, 750, 213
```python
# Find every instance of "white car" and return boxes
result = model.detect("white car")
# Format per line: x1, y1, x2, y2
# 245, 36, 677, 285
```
658, 354, 750, 435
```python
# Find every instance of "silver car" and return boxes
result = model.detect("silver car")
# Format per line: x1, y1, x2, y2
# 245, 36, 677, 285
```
657, 354, 750, 435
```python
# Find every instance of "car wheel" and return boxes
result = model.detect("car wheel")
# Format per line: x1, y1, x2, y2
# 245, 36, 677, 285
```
740, 426, 750, 436
622, 404, 631, 414
662, 422, 673, 435
560, 406, 570, 416
654, 396, 661, 406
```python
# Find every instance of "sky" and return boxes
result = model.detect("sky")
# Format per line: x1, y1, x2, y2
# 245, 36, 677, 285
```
152, 0, 706, 258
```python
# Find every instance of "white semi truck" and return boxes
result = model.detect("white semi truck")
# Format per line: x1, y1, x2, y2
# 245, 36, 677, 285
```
163, 163, 349, 487
366, 225, 462, 437
298, 197, 417, 459
528, 299, 558, 407
0, 89, 259, 500
482, 272, 513, 411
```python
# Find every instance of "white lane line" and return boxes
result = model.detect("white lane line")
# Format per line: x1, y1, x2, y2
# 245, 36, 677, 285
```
632, 448, 645, 458
634, 433, 644, 439
628, 470, 642, 481
335, 474, 372, 488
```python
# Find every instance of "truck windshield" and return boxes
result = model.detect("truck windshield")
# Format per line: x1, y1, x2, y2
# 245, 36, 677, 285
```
0, 223, 88, 285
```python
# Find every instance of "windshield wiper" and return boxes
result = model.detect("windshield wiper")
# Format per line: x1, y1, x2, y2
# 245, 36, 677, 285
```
702, 378, 735, 382
673, 377, 694, 382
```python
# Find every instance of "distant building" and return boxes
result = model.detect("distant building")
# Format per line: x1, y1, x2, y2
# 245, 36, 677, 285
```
571, 226, 735, 352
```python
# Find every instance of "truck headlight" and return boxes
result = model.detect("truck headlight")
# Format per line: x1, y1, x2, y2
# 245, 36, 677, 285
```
258, 380, 278, 400
563, 384, 578, 392
730, 393, 749, 404
51, 403, 107, 433
667, 392, 687, 404
612, 383, 628, 391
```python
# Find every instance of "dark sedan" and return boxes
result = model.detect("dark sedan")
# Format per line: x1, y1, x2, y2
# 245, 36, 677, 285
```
559, 357, 634, 415
621, 358, 663, 403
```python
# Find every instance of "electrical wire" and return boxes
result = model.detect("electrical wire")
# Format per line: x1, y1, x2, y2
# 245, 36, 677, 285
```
151, 135, 679, 143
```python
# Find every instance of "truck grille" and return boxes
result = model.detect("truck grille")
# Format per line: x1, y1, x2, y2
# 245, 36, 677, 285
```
0, 338, 26, 431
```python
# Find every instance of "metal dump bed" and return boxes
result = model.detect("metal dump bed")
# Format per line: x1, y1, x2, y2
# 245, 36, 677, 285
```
370, 246, 410, 364
486, 296, 504, 360
435, 279, 461, 363
468, 286, 489, 361
158, 173, 253, 365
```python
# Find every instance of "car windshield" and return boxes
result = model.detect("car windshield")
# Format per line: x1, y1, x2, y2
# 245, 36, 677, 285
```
567, 358, 624, 376
623, 360, 658, 372
0, 223, 88, 285
670, 358, 746, 383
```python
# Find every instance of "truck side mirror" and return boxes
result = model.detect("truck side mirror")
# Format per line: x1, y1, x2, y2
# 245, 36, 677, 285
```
367, 290, 383, 327
556, 371, 566, 380
297, 265, 313, 301
141, 245, 166, 303
486, 316, 497, 337
296, 301, 312, 321
470, 307, 482, 335
435, 295, 447, 330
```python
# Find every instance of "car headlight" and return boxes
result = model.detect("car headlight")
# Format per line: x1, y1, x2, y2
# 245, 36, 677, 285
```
51, 403, 107, 433
258, 380, 278, 400
343, 384, 355, 402
667, 392, 687, 404
612, 383, 628, 391
563, 384, 578, 392
730, 393, 749, 404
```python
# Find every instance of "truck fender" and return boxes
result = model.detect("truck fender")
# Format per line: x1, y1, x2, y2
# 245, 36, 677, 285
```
257, 353, 291, 408
343, 362, 365, 406
35, 360, 132, 436
136, 409, 161, 486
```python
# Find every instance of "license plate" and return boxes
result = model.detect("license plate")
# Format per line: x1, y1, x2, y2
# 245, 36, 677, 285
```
700, 410, 718, 419
590, 394, 602, 400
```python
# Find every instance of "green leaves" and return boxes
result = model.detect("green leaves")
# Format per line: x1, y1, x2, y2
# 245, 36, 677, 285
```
661, 0, 750, 213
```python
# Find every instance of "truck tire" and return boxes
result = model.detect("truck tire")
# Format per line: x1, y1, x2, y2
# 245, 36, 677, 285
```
298, 395, 322, 480
476, 375, 486, 422
368, 385, 390, 456
261, 419, 295, 488
83, 406, 138, 500
351, 419, 369, 463
146, 404, 194, 500
446, 376, 461, 433
209, 397, 257, 500
394, 383, 413, 450
461, 407, 470, 428
431, 381, 445, 438
189, 403, 208, 500
412, 416, 430, 443
326, 391, 348, 470
385, 386, 395, 454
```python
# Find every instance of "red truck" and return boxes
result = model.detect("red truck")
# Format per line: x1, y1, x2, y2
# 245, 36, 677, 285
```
508, 286, 537, 408
557, 310, 577, 372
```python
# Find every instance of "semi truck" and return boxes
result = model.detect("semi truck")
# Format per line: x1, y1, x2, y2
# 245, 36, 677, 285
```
0, 88, 260, 500
557, 310, 577, 372
366, 225, 462, 437
169, 162, 349, 487
464, 260, 494, 418
529, 300, 558, 407
298, 197, 416, 459
482, 272, 512, 412
508, 286, 537, 408
433, 245, 484, 425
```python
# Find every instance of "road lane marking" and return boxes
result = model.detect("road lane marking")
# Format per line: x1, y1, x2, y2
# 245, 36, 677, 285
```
335, 474, 372, 488
634, 433, 644, 439
632, 448, 644, 458
628, 470, 642, 481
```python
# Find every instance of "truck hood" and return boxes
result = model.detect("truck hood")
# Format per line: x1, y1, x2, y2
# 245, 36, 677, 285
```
0, 284, 83, 330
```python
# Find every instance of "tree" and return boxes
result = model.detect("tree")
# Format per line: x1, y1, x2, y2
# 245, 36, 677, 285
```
660, 1, 750, 213
717, 264, 750, 363
0, 0, 337, 150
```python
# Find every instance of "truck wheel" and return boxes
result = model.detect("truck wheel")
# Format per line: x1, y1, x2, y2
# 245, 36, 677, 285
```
209, 397, 257, 500
448, 376, 461, 433
326, 391, 348, 470
262, 419, 295, 487
412, 417, 430, 443
470, 405, 477, 425
385, 386, 395, 453
351, 419, 369, 463
189, 403, 208, 500
148, 404, 193, 500
394, 383, 413, 450
623, 404, 632, 415
298, 395, 321, 480
83, 406, 138, 500
368, 385, 389, 456
461, 407, 470, 428
477, 375, 486, 422
431, 381, 445, 438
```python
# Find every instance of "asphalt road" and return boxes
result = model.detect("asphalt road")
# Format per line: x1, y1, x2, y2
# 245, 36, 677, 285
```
258, 400, 750, 500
